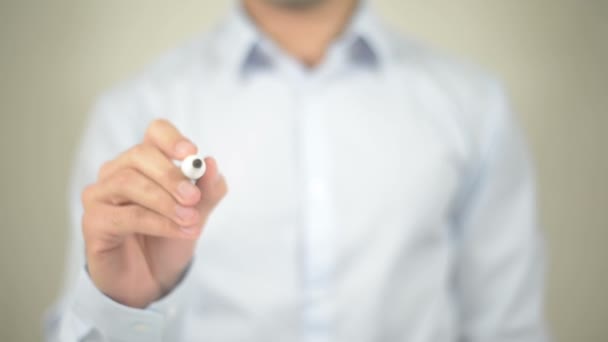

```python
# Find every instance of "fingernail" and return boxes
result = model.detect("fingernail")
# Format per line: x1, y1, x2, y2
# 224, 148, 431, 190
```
175, 205, 197, 222
175, 140, 194, 158
178, 181, 199, 200
180, 226, 198, 236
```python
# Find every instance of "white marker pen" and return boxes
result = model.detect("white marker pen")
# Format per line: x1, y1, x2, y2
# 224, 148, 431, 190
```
180, 155, 206, 181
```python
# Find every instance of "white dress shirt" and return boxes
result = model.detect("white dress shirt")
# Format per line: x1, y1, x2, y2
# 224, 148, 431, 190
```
45, 2, 548, 341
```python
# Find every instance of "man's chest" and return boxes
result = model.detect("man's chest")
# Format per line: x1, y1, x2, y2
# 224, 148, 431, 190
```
171, 75, 466, 256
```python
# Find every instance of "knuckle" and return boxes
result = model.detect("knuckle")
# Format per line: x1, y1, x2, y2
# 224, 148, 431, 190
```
149, 188, 172, 211
113, 168, 136, 187
81, 184, 96, 205
129, 205, 147, 222
86, 240, 107, 256
147, 118, 169, 135
139, 176, 156, 193
97, 161, 113, 180
129, 144, 159, 171
109, 211, 124, 229
81, 208, 103, 238
162, 164, 178, 181
149, 215, 176, 236
161, 216, 178, 232
81, 212, 93, 235
129, 144, 148, 162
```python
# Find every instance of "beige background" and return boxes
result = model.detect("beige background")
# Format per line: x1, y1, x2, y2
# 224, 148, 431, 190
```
1, 0, 606, 341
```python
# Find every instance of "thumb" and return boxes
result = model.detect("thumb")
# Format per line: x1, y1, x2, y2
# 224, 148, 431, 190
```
195, 156, 228, 215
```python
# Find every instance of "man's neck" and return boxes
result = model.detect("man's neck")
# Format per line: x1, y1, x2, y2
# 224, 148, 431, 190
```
243, 0, 358, 67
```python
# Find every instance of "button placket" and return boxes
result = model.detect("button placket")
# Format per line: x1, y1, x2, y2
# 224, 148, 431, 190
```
294, 75, 337, 342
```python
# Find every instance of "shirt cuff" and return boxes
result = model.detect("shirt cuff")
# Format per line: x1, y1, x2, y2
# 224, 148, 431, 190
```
71, 259, 196, 342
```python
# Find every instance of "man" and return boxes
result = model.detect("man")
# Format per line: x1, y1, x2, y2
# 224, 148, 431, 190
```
45, 0, 548, 341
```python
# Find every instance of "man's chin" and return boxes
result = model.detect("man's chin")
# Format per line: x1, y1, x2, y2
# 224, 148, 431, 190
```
265, 0, 327, 10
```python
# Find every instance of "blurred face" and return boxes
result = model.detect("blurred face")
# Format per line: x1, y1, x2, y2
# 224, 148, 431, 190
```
265, 0, 327, 9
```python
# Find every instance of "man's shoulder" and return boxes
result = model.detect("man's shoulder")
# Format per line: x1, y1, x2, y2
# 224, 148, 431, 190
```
380, 26, 512, 152
382, 26, 503, 100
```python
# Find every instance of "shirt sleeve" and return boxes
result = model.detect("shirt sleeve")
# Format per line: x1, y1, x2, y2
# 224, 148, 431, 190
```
43, 91, 196, 342
453, 80, 549, 342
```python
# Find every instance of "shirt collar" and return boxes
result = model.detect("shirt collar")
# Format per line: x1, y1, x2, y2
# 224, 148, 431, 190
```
220, 0, 390, 76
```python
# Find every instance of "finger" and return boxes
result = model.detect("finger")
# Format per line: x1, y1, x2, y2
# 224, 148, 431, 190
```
83, 203, 199, 240
98, 144, 201, 206
93, 168, 202, 227
143, 118, 197, 160
195, 156, 228, 215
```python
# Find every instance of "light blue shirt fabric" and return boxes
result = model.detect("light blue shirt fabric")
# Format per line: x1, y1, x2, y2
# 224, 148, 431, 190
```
45, 2, 548, 341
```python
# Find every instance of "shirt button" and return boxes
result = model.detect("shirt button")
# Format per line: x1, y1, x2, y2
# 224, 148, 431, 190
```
132, 323, 149, 332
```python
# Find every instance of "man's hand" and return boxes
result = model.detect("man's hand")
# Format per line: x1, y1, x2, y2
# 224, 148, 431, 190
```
81, 119, 228, 308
